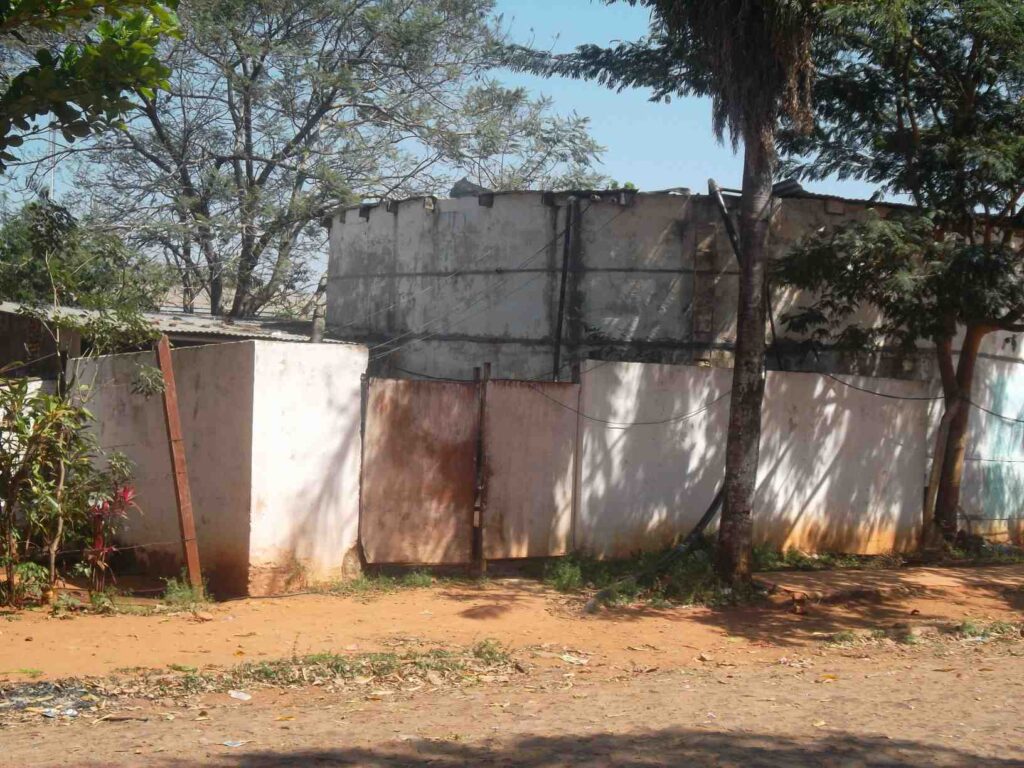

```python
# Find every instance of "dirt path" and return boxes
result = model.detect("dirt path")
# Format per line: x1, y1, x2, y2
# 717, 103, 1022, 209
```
6, 643, 1024, 766
2, 564, 1024, 766
3, 564, 1023, 681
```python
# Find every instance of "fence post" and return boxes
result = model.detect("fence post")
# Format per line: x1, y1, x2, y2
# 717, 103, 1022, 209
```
472, 363, 491, 575
155, 334, 203, 593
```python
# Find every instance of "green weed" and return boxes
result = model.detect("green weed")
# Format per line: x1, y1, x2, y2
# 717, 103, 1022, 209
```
471, 639, 509, 665
752, 546, 903, 572
400, 570, 434, 588
547, 541, 763, 608
161, 572, 208, 608
829, 630, 858, 645
956, 619, 1021, 640
544, 558, 584, 592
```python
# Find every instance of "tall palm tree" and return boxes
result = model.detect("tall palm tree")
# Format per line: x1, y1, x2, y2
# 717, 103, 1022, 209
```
507, 0, 820, 582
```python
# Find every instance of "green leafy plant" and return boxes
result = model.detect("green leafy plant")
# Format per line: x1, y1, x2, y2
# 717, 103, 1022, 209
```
0, 0, 180, 168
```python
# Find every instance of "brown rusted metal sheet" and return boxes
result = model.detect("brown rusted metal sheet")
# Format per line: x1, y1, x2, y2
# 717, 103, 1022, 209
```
483, 381, 579, 559
361, 378, 478, 564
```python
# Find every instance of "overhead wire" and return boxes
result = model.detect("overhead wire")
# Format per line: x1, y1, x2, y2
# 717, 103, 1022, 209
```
368, 202, 635, 362
366, 202, 596, 358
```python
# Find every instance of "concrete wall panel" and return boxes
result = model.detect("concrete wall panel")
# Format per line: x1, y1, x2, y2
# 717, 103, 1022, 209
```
575, 362, 732, 558
577, 362, 930, 558
755, 372, 929, 554
941, 352, 1024, 543
248, 343, 368, 594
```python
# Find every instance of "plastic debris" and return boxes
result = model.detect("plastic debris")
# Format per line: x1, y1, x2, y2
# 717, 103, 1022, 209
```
222, 740, 250, 748
228, 690, 252, 701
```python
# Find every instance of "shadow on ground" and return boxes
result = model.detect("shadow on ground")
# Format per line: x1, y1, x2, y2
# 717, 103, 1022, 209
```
161, 728, 1022, 767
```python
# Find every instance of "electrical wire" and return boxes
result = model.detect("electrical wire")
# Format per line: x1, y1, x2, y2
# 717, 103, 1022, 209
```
368, 203, 634, 361
820, 371, 943, 401
822, 371, 1024, 424
366, 203, 595, 352
527, 384, 731, 429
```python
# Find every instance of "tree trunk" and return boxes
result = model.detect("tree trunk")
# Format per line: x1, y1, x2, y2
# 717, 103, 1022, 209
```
934, 324, 990, 540
716, 137, 773, 583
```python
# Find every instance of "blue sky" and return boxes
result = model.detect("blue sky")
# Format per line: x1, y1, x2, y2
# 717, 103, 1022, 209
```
493, 0, 881, 200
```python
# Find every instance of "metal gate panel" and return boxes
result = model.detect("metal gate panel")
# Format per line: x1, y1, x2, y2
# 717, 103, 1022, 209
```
361, 379, 478, 564
483, 381, 579, 559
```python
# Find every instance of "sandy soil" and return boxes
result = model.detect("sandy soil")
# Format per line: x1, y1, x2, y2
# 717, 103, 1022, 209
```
2, 564, 1023, 766
2, 564, 1022, 682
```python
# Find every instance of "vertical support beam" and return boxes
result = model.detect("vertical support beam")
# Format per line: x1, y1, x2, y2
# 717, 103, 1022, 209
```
567, 198, 585, 372
155, 334, 203, 593
472, 363, 491, 575
552, 200, 573, 381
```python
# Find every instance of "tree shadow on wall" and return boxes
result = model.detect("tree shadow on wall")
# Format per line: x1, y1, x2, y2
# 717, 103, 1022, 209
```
568, 361, 931, 563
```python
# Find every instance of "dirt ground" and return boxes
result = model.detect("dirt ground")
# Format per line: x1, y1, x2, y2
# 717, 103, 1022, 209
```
3, 564, 1024, 767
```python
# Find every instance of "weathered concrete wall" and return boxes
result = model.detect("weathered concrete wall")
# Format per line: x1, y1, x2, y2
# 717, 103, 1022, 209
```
325, 190, 926, 381
81, 340, 368, 596
328, 193, 562, 380
576, 362, 930, 557
81, 342, 255, 596
248, 342, 367, 594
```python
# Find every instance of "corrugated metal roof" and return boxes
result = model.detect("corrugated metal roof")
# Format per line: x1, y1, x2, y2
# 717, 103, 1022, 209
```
0, 301, 341, 344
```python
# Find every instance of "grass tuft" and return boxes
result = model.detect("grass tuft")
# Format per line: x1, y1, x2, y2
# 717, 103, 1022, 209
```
544, 540, 763, 608
161, 572, 208, 608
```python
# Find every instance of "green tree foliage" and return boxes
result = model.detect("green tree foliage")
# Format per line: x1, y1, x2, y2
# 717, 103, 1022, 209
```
775, 0, 1024, 541
0, 0, 179, 168
506, 0, 821, 582
73, 0, 604, 317
0, 196, 171, 309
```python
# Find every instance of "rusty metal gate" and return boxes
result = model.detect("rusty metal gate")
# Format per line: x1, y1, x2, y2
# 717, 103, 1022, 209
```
360, 377, 580, 565
483, 381, 578, 559
360, 379, 479, 564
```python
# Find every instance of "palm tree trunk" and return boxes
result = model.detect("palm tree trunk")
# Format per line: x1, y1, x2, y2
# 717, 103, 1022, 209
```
716, 137, 773, 583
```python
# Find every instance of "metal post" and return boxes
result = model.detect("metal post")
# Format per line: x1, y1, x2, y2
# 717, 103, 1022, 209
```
552, 199, 574, 381
155, 335, 203, 593
472, 363, 490, 575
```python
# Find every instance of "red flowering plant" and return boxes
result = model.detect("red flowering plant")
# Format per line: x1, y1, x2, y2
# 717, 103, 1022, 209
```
84, 463, 137, 592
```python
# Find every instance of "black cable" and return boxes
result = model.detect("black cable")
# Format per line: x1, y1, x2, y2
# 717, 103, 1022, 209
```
527, 384, 731, 429
368, 203, 635, 361
820, 371, 944, 401
367, 204, 595, 354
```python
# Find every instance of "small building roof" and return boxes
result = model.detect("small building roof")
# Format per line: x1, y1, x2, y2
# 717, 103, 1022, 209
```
0, 301, 333, 344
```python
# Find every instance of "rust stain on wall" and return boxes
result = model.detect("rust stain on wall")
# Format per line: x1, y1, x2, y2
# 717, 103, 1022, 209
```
483, 381, 578, 559
361, 379, 478, 564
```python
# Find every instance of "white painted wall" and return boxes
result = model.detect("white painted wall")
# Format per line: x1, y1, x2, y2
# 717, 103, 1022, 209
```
575, 362, 732, 557
933, 332, 1024, 542
576, 362, 930, 557
248, 342, 367, 593
80, 342, 255, 595
79, 340, 367, 596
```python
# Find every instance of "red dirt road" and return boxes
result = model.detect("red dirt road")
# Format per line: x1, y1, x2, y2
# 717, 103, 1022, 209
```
3, 564, 1022, 682
2, 564, 1023, 767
